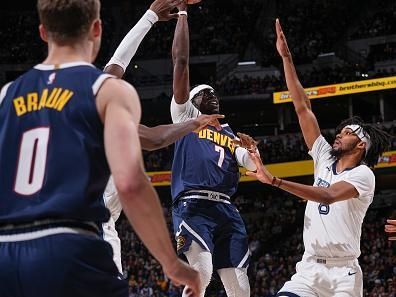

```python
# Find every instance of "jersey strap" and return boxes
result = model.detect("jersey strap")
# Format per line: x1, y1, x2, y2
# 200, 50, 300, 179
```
92, 74, 115, 96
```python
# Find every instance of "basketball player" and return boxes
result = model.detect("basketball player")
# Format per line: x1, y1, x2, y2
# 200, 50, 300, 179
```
245, 19, 390, 297
169, 3, 259, 297
0, 1, 200, 296
101, 0, 224, 274
385, 219, 396, 240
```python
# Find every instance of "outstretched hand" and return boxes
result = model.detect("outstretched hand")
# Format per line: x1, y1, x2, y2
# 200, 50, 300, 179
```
194, 114, 225, 132
245, 151, 273, 184
275, 18, 291, 59
150, 0, 183, 21
233, 132, 259, 153
385, 219, 396, 241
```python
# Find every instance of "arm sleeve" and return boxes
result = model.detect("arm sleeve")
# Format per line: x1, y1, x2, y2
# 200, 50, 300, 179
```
105, 10, 158, 72
308, 135, 332, 168
235, 147, 259, 171
170, 96, 201, 123
344, 166, 375, 202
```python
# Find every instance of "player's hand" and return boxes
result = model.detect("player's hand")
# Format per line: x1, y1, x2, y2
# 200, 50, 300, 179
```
177, 0, 188, 11
245, 151, 273, 184
163, 259, 201, 297
194, 114, 225, 132
385, 219, 396, 240
275, 18, 291, 59
150, 0, 182, 21
233, 132, 259, 153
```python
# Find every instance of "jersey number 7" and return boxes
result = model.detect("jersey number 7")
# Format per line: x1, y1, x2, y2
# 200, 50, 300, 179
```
215, 145, 225, 168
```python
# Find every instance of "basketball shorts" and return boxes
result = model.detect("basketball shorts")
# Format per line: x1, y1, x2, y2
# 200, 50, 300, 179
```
0, 222, 128, 297
172, 198, 250, 270
276, 253, 363, 297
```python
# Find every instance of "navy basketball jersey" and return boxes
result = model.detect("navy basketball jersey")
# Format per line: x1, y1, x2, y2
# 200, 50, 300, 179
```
0, 62, 113, 224
171, 124, 240, 200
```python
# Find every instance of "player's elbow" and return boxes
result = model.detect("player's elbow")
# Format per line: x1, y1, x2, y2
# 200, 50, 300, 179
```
174, 55, 189, 67
294, 105, 310, 116
112, 172, 147, 200
141, 137, 166, 151
318, 191, 337, 205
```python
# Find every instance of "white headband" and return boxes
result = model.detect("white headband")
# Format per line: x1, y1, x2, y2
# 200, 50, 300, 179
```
189, 84, 214, 100
344, 124, 371, 154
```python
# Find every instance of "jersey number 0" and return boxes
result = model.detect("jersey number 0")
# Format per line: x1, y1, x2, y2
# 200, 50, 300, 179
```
14, 127, 50, 195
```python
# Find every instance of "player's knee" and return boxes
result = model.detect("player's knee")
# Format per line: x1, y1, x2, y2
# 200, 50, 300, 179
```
184, 241, 213, 289
193, 258, 213, 289
218, 267, 250, 297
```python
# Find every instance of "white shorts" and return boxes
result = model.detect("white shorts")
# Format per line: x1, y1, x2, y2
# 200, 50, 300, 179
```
277, 254, 363, 297
103, 217, 122, 274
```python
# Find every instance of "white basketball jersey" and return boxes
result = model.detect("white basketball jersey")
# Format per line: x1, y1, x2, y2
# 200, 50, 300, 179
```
304, 135, 375, 258
103, 177, 123, 273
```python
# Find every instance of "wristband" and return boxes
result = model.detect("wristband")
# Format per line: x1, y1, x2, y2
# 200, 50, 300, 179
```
271, 176, 282, 187
178, 11, 188, 17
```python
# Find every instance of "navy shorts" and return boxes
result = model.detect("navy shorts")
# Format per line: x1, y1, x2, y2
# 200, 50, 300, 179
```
172, 199, 250, 270
0, 228, 128, 297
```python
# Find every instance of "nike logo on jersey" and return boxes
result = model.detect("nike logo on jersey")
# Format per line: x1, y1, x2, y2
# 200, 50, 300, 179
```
47, 72, 56, 85
348, 271, 357, 276
198, 128, 236, 153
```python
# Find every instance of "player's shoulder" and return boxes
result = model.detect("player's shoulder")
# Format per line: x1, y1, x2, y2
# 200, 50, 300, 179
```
351, 164, 375, 178
96, 77, 140, 119
98, 77, 137, 99
220, 123, 234, 135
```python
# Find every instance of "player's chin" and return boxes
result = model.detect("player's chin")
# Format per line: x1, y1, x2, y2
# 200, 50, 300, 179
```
208, 107, 220, 114
330, 147, 342, 158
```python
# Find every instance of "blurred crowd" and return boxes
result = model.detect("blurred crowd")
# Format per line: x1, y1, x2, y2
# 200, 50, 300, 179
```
0, 9, 115, 65
132, 0, 262, 60
351, 4, 396, 40
1, 0, 395, 67
215, 66, 396, 98
115, 191, 396, 297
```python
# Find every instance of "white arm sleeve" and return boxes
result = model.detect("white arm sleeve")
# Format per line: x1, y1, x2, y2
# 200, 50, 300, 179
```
170, 96, 201, 123
105, 10, 158, 72
235, 147, 259, 171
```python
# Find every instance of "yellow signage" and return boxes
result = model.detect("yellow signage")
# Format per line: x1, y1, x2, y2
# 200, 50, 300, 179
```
273, 76, 396, 104
147, 151, 396, 186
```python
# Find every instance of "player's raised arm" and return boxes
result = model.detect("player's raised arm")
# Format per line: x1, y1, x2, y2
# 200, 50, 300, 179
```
104, 0, 181, 78
172, 2, 190, 104
276, 19, 320, 150
96, 79, 200, 295
246, 151, 361, 204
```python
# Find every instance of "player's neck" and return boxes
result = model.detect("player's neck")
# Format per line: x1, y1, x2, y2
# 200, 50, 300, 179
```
42, 42, 93, 65
336, 154, 360, 172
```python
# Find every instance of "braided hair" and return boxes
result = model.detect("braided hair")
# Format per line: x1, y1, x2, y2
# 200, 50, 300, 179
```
335, 116, 391, 167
